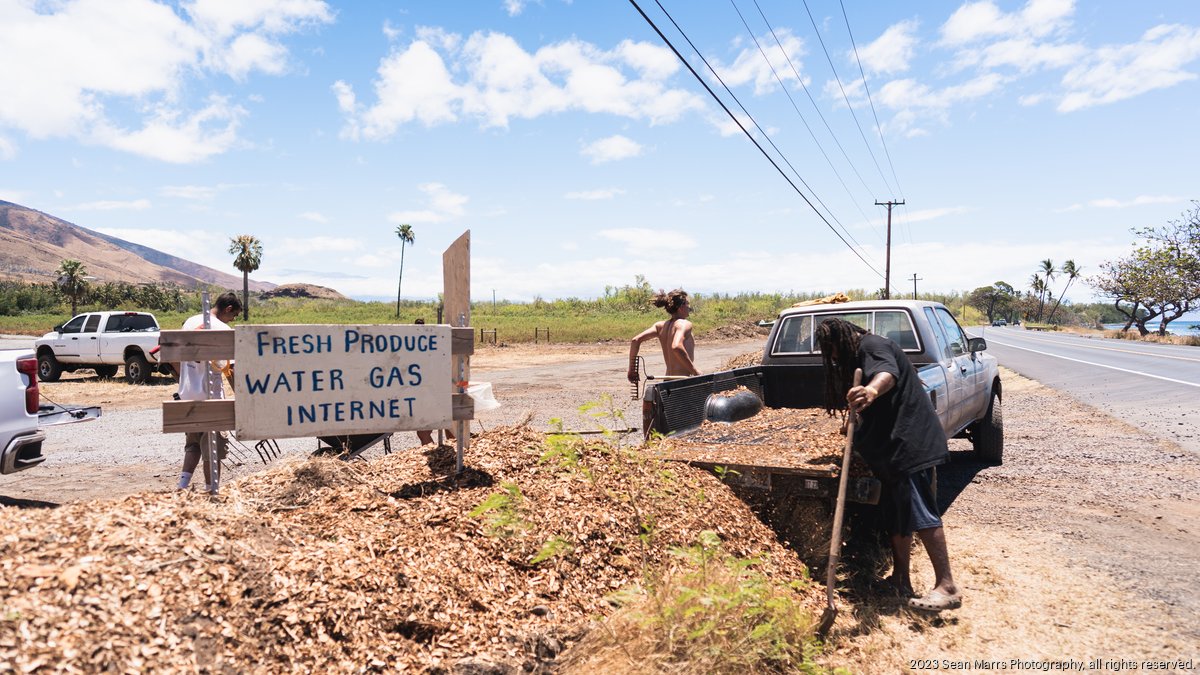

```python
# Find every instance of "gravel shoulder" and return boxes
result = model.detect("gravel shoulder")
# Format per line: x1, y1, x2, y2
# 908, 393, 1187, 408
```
3, 340, 1197, 664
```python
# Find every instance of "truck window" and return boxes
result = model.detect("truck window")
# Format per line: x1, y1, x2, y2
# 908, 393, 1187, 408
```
83, 314, 102, 333
105, 314, 157, 332
812, 312, 870, 353
60, 315, 86, 334
933, 308, 967, 356
771, 315, 813, 354
923, 308, 953, 360
874, 310, 918, 350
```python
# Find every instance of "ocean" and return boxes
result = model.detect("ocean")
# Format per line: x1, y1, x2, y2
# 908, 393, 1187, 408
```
1102, 322, 1200, 335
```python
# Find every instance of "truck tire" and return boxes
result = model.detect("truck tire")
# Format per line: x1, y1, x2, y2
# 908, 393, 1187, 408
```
94, 365, 119, 379
38, 353, 62, 382
972, 390, 1003, 464
124, 352, 150, 384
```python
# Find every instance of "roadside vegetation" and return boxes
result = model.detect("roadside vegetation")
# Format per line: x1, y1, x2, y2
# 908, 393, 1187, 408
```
0, 274, 992, 343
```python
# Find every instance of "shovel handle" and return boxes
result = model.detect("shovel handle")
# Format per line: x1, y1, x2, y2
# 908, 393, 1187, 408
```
825, 368, 862, 615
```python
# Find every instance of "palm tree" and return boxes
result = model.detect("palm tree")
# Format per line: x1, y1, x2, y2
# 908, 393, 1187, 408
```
395, 223, 415, 319
1037, 259, 1056, 320
1047, 259, 1081, 323
1028, 273, 1045, 321
228, 235, 263, 321
56, 259, 88, 316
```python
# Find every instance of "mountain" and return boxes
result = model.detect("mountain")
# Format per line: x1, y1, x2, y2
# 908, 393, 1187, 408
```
0, 201, 274, 292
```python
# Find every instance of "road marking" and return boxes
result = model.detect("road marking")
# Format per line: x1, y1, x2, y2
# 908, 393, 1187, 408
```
985, 330, 1200, 363
984, 338, 1200, 388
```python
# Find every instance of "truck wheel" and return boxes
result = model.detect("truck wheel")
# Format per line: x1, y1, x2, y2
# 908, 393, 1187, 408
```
124, 353, 150, 384
94, 365, 119, 379
38, 353, 62, 382
972, 390, 1003, 464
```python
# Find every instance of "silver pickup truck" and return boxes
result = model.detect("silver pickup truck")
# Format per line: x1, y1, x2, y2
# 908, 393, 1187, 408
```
34, 311, 165, 384
648, 300, 1003, 501
1, 349, 100, 474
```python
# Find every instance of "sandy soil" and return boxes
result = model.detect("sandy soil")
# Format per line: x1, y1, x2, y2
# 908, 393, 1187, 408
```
5, 340, 1199, 667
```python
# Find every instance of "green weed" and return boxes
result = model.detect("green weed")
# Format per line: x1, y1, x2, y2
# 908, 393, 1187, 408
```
468, 482, 530, 538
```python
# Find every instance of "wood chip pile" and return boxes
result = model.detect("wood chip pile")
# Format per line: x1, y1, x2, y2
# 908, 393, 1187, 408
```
0, 424, 823, 673
658, 407, 870, 475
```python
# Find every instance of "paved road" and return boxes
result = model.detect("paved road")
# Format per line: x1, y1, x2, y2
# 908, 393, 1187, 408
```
976, 325, 1200, 456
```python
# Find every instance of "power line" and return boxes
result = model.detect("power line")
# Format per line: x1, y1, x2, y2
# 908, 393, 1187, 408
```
751, 0, 880, 213
839, 0, 904, 198
800, 0, 896, 198
626, 0, 883, 280
731, 0, 882, 242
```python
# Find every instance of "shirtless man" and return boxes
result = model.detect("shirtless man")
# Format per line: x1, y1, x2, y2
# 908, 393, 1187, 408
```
627, 288, 700, 438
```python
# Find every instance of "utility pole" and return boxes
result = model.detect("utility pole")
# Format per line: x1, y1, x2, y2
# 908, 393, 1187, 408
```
875, 199, 905, 299
909, 273, 922, 300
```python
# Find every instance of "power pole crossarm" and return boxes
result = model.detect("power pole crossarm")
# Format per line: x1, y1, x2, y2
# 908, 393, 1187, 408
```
909, 273, 922, 300
875, 199, 905, 299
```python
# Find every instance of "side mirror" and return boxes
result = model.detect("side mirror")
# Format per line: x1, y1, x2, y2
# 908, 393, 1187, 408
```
968, 337, 987, 353
53, 324, 63, 333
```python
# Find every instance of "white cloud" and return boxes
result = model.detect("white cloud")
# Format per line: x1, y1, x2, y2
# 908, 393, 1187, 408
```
858, 20, 920, 75
349, 253, 394, 269
68, 199, 153, 211
0, 189, 28, 203
581, 135, 642, 164
92, 226, 230, 271
504, 0, 527, 17
0, 0, 332, 162
940, 0, 1075, 46
1057, 195, 1184, 212
161, 185, 217, 200
279, 236, 360, 256
0, 136, 16, 161
597, 228, 697, 255
336, 30, 705, 138
564, 188, 625, 200
299, 211, 329, 223
713, 29, 807, 95
1058, 24, 1200, 112
387, 183, 469, 224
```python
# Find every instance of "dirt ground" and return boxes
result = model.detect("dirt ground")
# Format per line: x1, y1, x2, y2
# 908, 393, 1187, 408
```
6, 339, 1199, 669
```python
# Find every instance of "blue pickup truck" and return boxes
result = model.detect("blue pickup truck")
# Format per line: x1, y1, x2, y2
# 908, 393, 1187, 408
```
649, 300, 1003, 500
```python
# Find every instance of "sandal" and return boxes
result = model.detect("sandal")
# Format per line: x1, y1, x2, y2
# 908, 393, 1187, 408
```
908, 590, 962, 612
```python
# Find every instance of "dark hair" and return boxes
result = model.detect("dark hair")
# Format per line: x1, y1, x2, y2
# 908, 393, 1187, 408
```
215, 292, 242, 314
814, 318, 866, 415
653, 288, 689, 315
414, 318, 425, 324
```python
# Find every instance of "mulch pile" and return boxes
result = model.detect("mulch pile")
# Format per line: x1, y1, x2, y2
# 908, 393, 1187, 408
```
701, 321, 770, 341
720, 350, 763, 370
658, 407, 866, 474
0, 424, 824, 673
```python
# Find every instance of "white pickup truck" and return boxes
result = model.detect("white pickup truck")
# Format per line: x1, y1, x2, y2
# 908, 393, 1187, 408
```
1, 350, 101, 475
35, 311, 166, 384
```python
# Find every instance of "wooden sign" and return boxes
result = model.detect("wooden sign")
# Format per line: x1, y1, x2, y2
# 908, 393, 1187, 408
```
232, 324, 453, 440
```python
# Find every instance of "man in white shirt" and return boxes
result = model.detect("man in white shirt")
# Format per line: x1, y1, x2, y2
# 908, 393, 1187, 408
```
176, 292, 241, 490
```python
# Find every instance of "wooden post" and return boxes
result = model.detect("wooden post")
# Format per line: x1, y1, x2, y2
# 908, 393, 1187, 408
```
443, 231, 471, 473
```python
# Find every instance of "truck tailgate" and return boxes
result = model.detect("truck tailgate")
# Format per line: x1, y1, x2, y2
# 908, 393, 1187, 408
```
38, 403, 101, 427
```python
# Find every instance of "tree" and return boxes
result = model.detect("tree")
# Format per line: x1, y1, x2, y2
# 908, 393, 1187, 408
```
1046, 259, 1080, 323
1089, 202, 1200, 335
56, 259, 89, 316
1027, 273, 1045, 321
968, 281, 1017, 323
228, 235, 263, 321
1036, 259, 1056, 320
395, 223, 415, 319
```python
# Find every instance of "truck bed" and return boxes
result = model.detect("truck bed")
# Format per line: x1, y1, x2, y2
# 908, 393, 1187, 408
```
658, 407, 850, 478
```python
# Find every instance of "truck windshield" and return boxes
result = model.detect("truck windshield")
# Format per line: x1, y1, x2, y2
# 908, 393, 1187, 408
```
771, 310, 918, 355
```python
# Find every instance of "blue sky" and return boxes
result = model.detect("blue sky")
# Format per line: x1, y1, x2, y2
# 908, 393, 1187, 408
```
2, 0, 1198, 307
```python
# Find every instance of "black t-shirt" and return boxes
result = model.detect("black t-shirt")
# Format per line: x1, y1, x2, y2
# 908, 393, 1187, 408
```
852, 334, 948, 480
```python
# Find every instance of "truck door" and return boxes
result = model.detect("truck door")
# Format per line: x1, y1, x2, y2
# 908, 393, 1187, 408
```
931, 307, 982, 433
50, 314, 88, 362
80, 314, 103, 360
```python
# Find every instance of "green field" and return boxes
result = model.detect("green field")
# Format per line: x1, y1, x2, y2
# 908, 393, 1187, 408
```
0, 289, 988, 343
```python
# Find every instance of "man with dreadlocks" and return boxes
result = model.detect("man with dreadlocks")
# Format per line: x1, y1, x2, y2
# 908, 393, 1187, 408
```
815, 317, 962, 612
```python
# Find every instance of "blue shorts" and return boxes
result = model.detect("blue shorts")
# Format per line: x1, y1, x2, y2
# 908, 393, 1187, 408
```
885, 467, 942, 536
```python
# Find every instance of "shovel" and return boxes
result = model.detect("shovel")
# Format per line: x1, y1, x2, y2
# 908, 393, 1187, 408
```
818, 368, 862, 638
